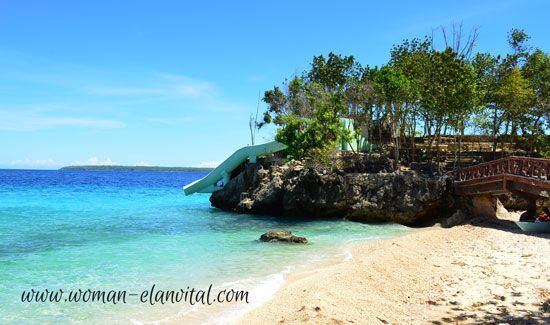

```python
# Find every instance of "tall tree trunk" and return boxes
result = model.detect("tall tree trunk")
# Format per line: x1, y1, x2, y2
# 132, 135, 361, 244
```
492, 107, 499, 158
502, 120, 510, 157
411, 111, 417, 163
434, 116, 444, 172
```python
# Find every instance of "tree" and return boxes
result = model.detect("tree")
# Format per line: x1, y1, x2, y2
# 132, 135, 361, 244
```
494, 68, 536, 146
371, 65, 413, 161
438, 22, 479, 59
259, 27, 548, 164
472, 52, 502, 152
523, 49, 550, 139
273, 91, 346, 160
507, 28, 531, 67
308, 52, 363, 92
390, 37, 430, 161
260, 53, 364, 160
419, 48, 478, 166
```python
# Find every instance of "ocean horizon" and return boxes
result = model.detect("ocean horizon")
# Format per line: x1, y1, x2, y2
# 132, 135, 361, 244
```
0, 169, 412, 323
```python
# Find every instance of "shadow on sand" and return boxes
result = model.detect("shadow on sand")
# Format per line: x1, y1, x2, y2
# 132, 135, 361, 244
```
466, 216, 550, 240
428, 213, 550, 324
430, 297, 549, 324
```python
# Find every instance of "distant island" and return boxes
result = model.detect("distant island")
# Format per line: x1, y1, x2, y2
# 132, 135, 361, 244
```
60, 165, 214, 172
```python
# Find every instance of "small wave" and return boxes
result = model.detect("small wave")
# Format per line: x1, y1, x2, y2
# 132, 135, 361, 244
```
343, 250, 353, 261
208, 268, 291, 324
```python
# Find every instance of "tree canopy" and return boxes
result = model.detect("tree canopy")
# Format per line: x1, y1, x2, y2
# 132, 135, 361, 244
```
259, 27, 550, 161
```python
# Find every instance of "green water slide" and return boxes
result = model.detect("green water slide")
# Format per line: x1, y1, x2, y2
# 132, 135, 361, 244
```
339, 118, 376, 152
183, 141, 287, 195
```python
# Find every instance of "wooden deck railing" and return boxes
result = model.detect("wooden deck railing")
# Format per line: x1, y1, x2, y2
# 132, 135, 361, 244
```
453, 156, 550, 182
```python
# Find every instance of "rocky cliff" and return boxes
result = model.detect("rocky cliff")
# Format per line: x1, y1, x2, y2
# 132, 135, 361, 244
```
210, 154, 454, 225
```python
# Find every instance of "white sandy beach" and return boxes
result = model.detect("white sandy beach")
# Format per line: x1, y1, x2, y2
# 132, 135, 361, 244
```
237, 214, 550, 324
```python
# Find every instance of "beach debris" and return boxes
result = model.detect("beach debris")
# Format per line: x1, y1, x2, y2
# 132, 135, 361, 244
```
259, 230, 308, 244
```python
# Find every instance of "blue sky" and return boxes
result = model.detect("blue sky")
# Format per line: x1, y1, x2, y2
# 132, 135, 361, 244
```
1, 0, 548, 169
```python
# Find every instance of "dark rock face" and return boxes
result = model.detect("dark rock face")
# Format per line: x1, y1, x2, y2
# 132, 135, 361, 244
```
339, 152, 395, 173
343, 172, 453, 224
441, 209, 468, 228
496, 193, 529, 210
259, 230, 308, 244
210, 158, 454, 225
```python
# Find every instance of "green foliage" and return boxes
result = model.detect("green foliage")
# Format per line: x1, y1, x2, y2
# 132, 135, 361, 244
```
508, 29, 530, 53
274, 92, 345, 160
508, 28, 531, 62
429, 49, 478, 129
534, 135, 550, 157
261, 86, 286, 126
260, 53, 363, 160
260, 27, 549, 162
373, 65, 412, 105
274, 114, 308, 159
308, 52, 363, 91
495, 68, 536, 131
523, 49, 550, 131
472, 53, 500, 104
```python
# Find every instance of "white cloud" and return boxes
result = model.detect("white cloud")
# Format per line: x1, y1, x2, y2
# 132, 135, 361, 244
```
73, 156, 115, 166
10, 158, 57, 166
173, 84, 212, 97
0, 110, 126, 131
195, 160, 221, 168
86, 74, 217, 98
136, 161, 150, 167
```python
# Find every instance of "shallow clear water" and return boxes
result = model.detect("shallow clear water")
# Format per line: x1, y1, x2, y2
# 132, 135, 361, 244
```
0, 169, 411, 324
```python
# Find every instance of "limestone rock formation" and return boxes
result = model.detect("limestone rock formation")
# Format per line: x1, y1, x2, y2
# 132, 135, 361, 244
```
210, 155, 454, 225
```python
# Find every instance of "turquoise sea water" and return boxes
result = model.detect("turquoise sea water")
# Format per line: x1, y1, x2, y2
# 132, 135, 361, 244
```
0, 169, 412, 324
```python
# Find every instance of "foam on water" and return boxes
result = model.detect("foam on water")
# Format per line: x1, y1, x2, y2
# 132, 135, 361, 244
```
0, 169, 412, 323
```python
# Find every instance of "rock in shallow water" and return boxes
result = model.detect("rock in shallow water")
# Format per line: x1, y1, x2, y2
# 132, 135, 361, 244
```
259, 230, 308, 244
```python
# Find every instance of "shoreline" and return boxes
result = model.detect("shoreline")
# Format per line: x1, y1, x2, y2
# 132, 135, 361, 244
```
166, 226, 416, 325
182, 228, 416, 325
236, 216, 550, 324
